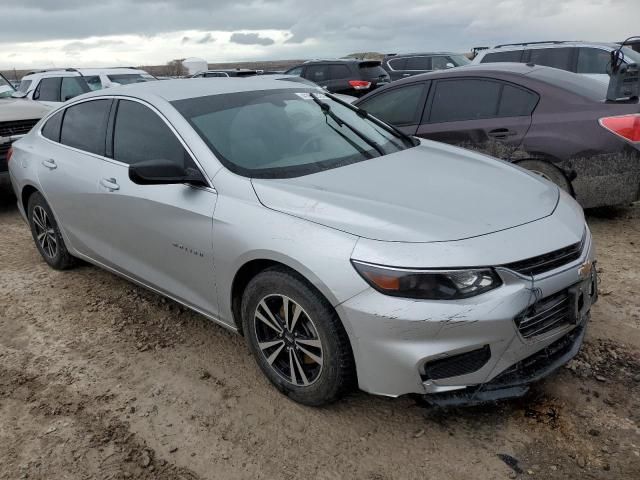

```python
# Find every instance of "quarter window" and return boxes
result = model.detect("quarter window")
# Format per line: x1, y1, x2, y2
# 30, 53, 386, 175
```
41, 111, 64, 142
528, 48, 573, 71
576, 48, 611, 74
286, 66, 303, 76
60, 99, 111, 155
497, 85, 538, 117
358, 83, 427, 125
18, 79, 32, 93
85, 76, 103, 91
113, 100, 192, 168
387, 58, 407, 70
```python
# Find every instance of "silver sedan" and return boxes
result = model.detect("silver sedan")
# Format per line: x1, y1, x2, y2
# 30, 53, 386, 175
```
8, 78, 597, 406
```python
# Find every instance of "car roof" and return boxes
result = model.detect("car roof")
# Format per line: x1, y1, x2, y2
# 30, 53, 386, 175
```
77, 68, 149, 75
22, 69, 82, 79
75, 77, 321, 103
388, 62, 539, 85
385, 52, 463, 58
487, 41, 619, 51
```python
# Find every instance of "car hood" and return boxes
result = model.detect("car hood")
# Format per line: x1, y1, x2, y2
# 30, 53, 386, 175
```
251, 141, 559, 243
0, 98, 51, 123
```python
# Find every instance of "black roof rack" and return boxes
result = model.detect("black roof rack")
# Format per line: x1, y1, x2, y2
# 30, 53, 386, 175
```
494, 40, 571, 48
24, 67, 83, 76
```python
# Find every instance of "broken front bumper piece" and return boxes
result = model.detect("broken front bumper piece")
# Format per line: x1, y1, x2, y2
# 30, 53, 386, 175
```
422, 320, 587, 407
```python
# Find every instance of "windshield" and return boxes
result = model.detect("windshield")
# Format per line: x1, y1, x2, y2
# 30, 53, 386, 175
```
621, 46, 640, 65
449, 54, 471, 66
0, 74, 16, 98
172, 89, 414, 178
107, 73, 155, 85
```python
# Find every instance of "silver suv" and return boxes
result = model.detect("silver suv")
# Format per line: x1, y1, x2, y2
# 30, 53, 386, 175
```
472, 41, 640, 83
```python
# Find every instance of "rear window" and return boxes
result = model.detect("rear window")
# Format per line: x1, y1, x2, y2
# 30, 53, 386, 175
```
329, 64, 351, 79
527, 67, 607, 100
358, 63, 388, 79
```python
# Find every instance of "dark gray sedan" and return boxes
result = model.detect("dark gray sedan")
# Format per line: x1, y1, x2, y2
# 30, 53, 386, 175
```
355, 63, 640, 208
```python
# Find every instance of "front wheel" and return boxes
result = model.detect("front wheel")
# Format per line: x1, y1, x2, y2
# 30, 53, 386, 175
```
27, 192, 76, 270
241, 268, 355, 406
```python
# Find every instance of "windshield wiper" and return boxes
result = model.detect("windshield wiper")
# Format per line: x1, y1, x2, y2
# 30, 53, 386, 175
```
309, 93, 385, 156
325, 92, 418, 147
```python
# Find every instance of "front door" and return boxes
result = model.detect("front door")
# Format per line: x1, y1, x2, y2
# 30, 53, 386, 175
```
96, 99, 219, 316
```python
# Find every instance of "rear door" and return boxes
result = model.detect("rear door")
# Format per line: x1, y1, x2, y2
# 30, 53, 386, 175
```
97, 99, 219, 316
524, 47, 576, 73
35, 99, 114, 261
416, 78, 538, 158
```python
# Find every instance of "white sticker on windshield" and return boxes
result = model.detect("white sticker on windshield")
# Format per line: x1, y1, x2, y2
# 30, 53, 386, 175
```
296, 92, 328, 100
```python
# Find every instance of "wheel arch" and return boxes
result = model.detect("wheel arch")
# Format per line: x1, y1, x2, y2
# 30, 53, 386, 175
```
229, 255, 343, 336
513, 156, 576, 197
21, 184, 40, 214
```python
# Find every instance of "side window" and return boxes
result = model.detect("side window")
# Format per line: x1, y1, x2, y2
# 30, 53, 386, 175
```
41, 110, 64, 142
113, 100, 192, 168
406, 57, 431, 71
480, 50, 524, 63
34, 77, 61, 102
528, 48, 573, 71
304, 65, 329, 82
576, 48, 611, 74
60, 77, 89, 102
431, 56, 452, 70
358, 83, 427, 125
60, 99, 111, 155
286, 66, 303, 76
329, 64, 351, 79
387, 58, 407, 70
498, 85, 539, 117
429, 79, 501, 123
85, 76, 102, 91
18, 79, 32, 93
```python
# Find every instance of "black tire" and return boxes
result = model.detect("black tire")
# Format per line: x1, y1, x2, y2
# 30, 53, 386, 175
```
516, 159, 573, 195
241, 267, 355, 406
27, 192, 76, 270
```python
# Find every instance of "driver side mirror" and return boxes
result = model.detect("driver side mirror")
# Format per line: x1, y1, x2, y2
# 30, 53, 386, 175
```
129, 159, 207, 187
11, 91, 27, 98
445, 62, 455, 69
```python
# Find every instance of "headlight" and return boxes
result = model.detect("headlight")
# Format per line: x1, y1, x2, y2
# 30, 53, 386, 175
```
351, 261, 502, 300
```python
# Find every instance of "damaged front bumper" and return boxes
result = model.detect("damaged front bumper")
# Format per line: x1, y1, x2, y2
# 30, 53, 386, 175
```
337, 226, 597, 403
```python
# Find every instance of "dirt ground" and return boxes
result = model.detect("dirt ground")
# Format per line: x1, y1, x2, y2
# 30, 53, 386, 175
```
0, 187, 639, 480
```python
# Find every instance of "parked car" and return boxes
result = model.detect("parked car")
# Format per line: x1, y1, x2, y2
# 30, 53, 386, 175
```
284, 59, 390, 96
245, 74, 358, 103
1, 74, 50, 185
190, 69, 258, 78
354, 63, 640, 208
14, 69, 91, 107
382, 52, 471, 81
78, 68, 156, 90
9, 79, 596, 406
472, 41, 640, 83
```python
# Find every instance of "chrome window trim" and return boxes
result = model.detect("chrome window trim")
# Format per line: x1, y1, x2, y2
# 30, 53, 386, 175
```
36, 94, 217, 193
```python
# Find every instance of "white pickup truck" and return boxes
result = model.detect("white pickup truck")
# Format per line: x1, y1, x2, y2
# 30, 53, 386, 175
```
1, 73, 51, 186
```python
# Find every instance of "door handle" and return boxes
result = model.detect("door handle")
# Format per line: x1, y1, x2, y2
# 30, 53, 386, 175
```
42, 159, 57, 170
487, 128, 517, 139
100, 178, 120, 191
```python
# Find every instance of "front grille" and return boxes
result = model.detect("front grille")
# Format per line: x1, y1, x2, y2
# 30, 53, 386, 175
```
0, 118, 40, 138
502, 237, 584, 277
515, 288, 572, 339
422, 345, 491, 380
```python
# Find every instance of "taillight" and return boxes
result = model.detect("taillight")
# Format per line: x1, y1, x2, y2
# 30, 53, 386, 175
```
599, 114, 640, 143
6, 147, 13, 164
348, 80, 372, 90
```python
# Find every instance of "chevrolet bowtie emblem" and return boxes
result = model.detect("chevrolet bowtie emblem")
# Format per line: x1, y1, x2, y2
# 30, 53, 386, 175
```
578, 260, 593, 279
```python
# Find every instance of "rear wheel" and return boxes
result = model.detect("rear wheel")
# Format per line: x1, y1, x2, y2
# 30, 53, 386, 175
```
241, 267, 355, 406
27, 192, 76, 270
516, 159, 572, 194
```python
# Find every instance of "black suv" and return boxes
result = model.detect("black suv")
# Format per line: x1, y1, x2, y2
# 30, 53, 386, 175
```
382, 53, 471, 81
284, 59, 390, 96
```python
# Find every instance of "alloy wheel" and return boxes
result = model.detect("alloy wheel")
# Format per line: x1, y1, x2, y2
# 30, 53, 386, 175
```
32, 205, 58, 259
253, 294, 323, 386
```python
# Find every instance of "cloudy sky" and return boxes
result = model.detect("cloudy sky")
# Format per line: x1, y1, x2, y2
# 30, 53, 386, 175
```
1, 0, 638, 69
